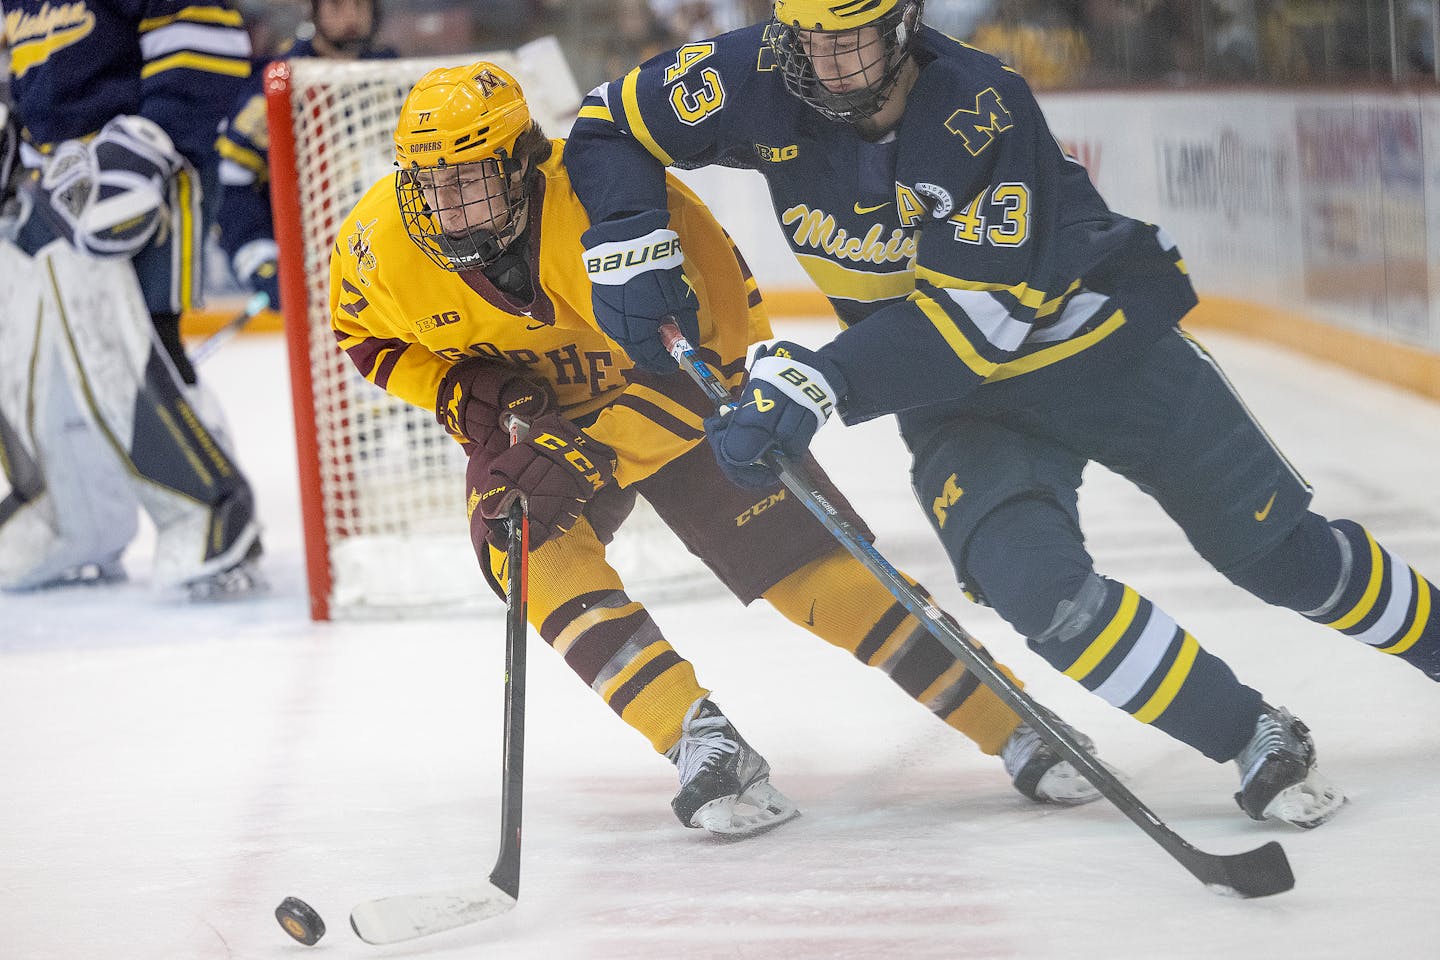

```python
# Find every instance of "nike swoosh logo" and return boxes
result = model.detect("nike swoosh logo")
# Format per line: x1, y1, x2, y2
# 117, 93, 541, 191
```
853, 201, 890, 215
1254, 492, 1277, 522
804, 600, 816, 627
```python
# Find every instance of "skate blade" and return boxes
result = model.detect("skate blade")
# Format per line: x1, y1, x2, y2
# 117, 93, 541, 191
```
1031, 759, 1124, 806
1261, 769, 1347, 829
693, 780, 800, 839
187, 561, 268, 602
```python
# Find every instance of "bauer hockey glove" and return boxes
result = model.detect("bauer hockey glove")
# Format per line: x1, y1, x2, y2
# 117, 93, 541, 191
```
581, 209, 700, 374
705, 341, 848, 490
437, 357, 556, 457
472, 414, 617, 548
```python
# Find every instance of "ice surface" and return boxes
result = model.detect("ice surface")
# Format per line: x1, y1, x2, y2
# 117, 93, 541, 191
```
2, 324, 1437, 959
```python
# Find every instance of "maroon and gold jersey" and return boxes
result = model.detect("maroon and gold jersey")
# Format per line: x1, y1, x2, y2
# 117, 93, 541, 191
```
329, 140, 769, 487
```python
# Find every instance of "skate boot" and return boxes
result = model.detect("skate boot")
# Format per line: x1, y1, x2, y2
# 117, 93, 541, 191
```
186, 537, 266, 602
1001, 705, 1111, 805
666, 697, 799, 838
1233, 704, 1346, 828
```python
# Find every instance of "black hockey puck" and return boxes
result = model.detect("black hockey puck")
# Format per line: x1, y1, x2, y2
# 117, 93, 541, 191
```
275, 896, 326, 946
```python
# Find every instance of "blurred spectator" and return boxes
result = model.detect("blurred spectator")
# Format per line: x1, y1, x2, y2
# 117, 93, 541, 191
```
1206, 0, 1261, 80
1405, 0, 1437, 75
1082, 0, 1199, 84
926, 0, 1000, 40
648, 0, 765, 42
971, 0, 1091, 89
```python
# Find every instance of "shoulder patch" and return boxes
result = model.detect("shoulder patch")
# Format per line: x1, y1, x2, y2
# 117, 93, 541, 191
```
943, 87, 1014, 157
914, 182, 954, 218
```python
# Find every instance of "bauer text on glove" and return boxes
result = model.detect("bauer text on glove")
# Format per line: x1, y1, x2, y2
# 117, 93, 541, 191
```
581, 209, 699, 374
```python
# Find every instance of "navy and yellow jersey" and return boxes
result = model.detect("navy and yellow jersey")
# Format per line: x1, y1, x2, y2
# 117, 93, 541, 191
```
3, 0, 251, 168
564, 23, 1198, 424
329, 141, 769, 487
215, 38, 397, 266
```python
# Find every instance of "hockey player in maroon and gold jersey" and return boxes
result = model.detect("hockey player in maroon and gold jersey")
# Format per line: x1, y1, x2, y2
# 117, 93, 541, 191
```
329, 61, 1116, 837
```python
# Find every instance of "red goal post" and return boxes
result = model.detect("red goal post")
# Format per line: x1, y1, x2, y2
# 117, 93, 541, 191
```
264, 42, 584, 620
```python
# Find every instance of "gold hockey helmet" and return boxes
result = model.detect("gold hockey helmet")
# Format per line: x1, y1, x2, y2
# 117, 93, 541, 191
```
769, 0, 924, 124
394, 62, 545, 271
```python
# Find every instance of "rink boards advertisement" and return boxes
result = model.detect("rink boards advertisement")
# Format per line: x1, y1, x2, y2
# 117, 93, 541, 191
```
675, 88, 1440, 356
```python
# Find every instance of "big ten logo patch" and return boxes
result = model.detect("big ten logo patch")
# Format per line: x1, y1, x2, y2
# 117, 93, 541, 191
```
736, 490, 786, 526
931, 474, 964, 528
416, 310, 461, 332
756, 143, 798, 163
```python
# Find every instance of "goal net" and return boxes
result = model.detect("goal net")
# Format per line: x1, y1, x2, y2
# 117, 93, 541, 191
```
267, 41, 712, 620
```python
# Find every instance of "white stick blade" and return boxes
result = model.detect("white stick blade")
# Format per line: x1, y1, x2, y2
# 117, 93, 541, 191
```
349, 883, 516, 944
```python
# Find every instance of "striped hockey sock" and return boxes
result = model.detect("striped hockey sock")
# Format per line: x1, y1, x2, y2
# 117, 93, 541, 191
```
1031, 576, 1263, 762
1307, 520, 1439, 680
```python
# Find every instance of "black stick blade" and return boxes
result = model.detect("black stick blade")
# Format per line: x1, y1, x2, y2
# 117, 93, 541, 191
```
1190, 840, 1294, 898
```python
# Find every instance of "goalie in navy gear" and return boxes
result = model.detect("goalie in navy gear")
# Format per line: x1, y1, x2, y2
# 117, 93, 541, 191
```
0, 0, 263, 598
564, 0, 1440, 829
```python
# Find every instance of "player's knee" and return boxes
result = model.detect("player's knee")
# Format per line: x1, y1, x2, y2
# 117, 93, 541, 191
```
1225, 510, 1343, 612
965, 496, 1095, 638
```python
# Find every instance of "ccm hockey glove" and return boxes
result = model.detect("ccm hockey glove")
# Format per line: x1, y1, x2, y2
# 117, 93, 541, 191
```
705, 341, 848, 489
472, 414, 617, 548
437, 357, 556, 456
581, 209, 699, 374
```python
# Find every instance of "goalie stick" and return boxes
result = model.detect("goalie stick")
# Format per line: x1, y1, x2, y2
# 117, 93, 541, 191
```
190, 290, 271, 366
349, 418, 531, 945
661, 322, 1295, 900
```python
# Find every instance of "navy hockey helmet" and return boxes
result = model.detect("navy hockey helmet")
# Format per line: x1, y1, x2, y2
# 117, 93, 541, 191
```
770, 0, 925, 123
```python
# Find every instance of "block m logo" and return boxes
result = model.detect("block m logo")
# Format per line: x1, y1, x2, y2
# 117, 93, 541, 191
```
931, 474, 964, 528
945, 88, 1013, 157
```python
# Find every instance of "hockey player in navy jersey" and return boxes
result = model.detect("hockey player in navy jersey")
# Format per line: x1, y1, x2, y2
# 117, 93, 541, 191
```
215, 0, 396, 310
0, 0, 262, 597
564, 0, 1440, 829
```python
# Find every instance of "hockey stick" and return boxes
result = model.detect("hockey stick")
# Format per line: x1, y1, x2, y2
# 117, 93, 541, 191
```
190, 290, 270, 366
661, 323, 1294, 899
349, 419, 531, 944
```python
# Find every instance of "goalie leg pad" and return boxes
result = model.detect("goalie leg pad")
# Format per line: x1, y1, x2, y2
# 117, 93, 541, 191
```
40, 244, 261, 590
0, 240, 138, 589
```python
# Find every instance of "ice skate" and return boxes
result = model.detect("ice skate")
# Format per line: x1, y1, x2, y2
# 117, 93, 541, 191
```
667, 697, 799, 838
186, 537, 266, 602
1233, 704, 1346, 829
1001, 705, 1113, 805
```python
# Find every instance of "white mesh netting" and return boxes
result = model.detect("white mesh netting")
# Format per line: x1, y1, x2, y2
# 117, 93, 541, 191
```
277, 41, 714, 618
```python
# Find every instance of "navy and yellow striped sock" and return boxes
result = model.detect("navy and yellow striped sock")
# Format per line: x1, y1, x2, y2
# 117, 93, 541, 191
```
1307, 520, 1439, 680
1031, 576, 1262, 761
